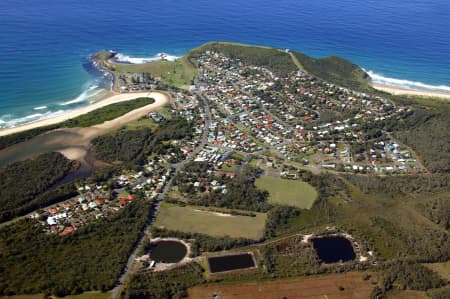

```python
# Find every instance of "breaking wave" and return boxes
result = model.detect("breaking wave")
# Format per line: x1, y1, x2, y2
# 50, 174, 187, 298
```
367, 70, 450, 93
59, 84, 102, 106
0, 110, 66, 129
0, 83, 106, 129
114, 52, 180, 64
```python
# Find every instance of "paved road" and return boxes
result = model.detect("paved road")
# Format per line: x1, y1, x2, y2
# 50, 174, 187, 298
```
111, 91, 211, 299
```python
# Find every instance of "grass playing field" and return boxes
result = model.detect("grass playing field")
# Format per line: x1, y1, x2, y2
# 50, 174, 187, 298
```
255, 176, 318, 209
153, 202, 267, 240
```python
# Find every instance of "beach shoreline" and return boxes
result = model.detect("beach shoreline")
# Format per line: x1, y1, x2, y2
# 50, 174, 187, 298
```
0, 90, 170, 167
0, 91, 170, 137
371, 83, 450, 100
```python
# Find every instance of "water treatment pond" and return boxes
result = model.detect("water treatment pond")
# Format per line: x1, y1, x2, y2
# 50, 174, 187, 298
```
207, 253, 256, 273
311, 236, 356, 263
148, 240, 187, 263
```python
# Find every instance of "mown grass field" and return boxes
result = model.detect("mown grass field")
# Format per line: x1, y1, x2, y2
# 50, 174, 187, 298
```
187, 272, 378, 299
153, 202, 267, 240
255, 176, 318, 209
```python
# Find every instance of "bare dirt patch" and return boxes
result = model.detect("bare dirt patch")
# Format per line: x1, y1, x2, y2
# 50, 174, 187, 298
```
385, 290, 429, 299
188, 272, 378, 299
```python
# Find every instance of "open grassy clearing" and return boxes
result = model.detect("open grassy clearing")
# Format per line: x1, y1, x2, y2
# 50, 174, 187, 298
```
153, 202, 267, 240
255, 176, 318, 209
107, 56, 197, 89
166, 186, 186, 201
187, 271, 378, 299
157, 107, 173, 120
424, 261, 450, 280
248, 158, 261, 168
220, 163, 238, 172
122, 116, 158, 131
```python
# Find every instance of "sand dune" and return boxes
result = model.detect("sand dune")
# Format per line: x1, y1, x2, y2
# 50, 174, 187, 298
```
0, 91, 170, 137
0, 91, 170, 166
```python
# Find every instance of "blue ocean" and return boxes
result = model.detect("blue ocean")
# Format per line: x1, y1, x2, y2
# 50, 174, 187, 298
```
0, 0, 449, 128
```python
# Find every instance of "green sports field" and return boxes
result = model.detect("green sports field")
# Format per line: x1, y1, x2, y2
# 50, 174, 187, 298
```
255, 176, 318, 209
154, 203, 267, 240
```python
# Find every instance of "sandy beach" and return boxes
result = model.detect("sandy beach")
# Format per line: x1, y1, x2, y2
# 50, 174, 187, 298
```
0, 91, 170, 167
0, 91, 170, 137
372, 83, 450, 100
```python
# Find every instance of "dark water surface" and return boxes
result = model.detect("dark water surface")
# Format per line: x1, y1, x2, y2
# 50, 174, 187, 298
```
148, 240, 187, 263
312, 236, 356, 263
0, 0, 449, 128
207, 253, 256, 273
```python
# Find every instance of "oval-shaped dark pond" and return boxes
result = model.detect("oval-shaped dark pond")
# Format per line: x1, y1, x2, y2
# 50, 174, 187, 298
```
311, 236, 356, 263
148, 240, 187, 263
207, 253, 256, 273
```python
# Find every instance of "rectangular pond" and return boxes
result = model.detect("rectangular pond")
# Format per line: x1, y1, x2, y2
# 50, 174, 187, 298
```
207, 253, 256, 273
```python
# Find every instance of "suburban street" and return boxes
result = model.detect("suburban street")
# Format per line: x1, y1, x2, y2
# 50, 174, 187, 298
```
111, 91, 211, 299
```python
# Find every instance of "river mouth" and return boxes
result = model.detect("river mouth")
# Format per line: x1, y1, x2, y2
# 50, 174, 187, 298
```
148, 240, 188, 263
311, 236, 356, 263
207, 253, 256, 273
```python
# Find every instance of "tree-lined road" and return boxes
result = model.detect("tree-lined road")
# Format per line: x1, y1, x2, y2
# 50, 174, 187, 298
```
111, 91, 211, 298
